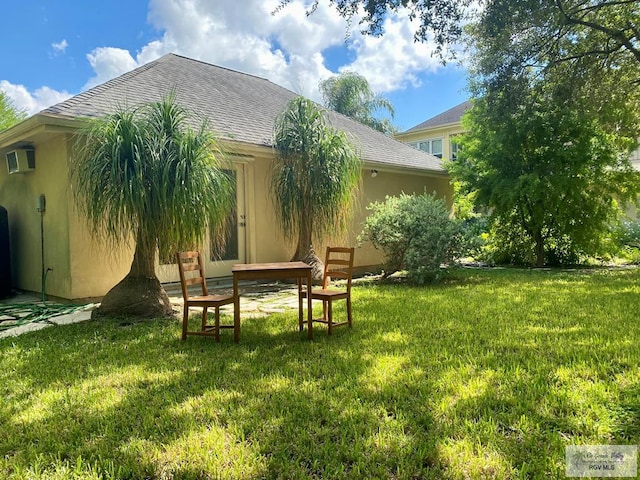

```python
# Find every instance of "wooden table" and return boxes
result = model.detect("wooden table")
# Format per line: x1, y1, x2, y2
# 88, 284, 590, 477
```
231, 262, 314, 342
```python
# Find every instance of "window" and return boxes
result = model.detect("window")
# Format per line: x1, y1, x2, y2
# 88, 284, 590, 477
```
450, 137, 461, 161
409, 138, 443, 158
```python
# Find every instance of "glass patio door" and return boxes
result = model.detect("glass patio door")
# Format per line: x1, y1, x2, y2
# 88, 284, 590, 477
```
155, 165, 246, 283
203, 166, 246, 277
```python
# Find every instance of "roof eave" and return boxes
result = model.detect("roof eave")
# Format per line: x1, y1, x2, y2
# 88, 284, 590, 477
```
399, 120, 463, 137
364, 160, 448, 177
0, 114, 84, 149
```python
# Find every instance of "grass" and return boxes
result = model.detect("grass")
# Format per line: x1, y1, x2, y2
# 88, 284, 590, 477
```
1, 267, 639, 479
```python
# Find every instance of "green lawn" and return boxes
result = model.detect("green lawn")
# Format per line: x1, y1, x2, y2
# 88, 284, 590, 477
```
1, 267, 639, 479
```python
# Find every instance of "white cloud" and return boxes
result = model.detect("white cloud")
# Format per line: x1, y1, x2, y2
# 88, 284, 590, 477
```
340, 9, 443, 93
2, 0, 452, 119
84, 47, 139, 90
52, 39, 68, 54
0, 81, 72, 115
136, 0, 447, 98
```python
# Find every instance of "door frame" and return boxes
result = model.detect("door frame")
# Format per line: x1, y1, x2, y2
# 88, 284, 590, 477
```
156, 162, 247, 283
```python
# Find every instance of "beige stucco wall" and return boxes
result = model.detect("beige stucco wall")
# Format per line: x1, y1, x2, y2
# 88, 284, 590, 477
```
0, 133, 133, 301
396, 124, 465, 162
1, 130, 453, 300
0, 135, 74, 299
67, 198, 132, 300
239, 149, 452, 273
347, 170, 451, 269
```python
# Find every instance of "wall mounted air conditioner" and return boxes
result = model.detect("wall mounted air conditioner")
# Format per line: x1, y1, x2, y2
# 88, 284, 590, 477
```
6, 149, 35, 174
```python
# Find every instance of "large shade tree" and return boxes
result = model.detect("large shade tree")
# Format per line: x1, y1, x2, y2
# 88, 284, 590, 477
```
275, 0, 470, 59
278, 0, 639, 66
450, 66, 640, 267
271, 96, 362, 280
319, 71, 397, 135
451, 0, 640, 267
71, 95, 233, 318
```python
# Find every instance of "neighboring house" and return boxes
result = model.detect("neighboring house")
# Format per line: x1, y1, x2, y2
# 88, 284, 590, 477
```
0, 53, 451, 301
395, 101, 471, 162
398, 99, 640, 220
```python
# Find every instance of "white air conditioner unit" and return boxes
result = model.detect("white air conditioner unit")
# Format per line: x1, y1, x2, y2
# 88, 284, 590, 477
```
6, 149, 35, 174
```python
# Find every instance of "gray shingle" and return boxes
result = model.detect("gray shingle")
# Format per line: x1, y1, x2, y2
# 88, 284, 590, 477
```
42, 53, 444, 173
403, 100, 471, 133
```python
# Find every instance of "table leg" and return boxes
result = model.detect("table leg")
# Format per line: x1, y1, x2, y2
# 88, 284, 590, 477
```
297, 277, 303, 331
306, 270, 313, 340
233, 274, 240, 343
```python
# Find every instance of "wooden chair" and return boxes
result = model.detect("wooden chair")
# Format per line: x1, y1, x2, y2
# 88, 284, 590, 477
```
176, 251, 235, 341
300, 247, 355, 335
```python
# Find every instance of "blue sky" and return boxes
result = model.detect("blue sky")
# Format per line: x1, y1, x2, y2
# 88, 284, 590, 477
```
0, 0, 469, 132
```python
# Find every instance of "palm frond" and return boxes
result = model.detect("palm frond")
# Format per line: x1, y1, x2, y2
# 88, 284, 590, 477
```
271, 97, 362, 248
70, 95, 234, 267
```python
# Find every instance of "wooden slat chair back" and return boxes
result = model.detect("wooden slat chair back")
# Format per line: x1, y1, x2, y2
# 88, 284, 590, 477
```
301, 246, 355, 335
176, 251, 235, 341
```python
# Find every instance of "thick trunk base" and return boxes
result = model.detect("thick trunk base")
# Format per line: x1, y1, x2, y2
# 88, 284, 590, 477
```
93, 274, 174, 319
291, 246, 324, 283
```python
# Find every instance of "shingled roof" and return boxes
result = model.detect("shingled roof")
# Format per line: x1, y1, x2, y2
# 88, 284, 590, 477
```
404, 100, 471, 133
40, 53, 444, 174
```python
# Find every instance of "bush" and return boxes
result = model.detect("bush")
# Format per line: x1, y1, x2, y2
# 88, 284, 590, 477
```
615, 219, 640, 249
478, 220, 586, 266
359, 193, 460, 284
457, 216, 489, 260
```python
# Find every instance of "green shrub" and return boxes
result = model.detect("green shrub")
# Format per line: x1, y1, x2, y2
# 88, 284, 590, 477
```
457, 216, 489, 260
615, 219, 640, 249
359, 192, 460, 284
478, 220, 586, 266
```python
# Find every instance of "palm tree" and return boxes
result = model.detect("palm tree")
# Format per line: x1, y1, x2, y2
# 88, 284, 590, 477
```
319, 71, 397, 135
271, 96, 362, 280
70, 95, 234, 318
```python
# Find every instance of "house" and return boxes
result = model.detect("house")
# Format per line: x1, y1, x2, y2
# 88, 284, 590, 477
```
395, 101, 471, 162
0, 53, 451, 301
397, 98, 640, 218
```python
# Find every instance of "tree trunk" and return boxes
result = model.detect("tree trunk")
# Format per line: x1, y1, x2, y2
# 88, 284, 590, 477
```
93, 237, 174, 319
291, 220, 324, 282
534, 230, 545, 268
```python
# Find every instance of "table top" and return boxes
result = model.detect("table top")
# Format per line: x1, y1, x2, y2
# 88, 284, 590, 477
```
231, 261, 311, 273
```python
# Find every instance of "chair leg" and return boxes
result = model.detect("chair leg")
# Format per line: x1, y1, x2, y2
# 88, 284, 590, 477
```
201, 307, 209, 332
298, 289, 304, 331
347, 296, 352, 328
298, 278, 310, 331
182, 306, 189, 340
215, 306, 220, 342
327, 300, 333, 335
322, 300, 328, 321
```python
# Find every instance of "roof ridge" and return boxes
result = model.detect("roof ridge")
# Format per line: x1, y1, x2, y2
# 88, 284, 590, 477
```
403, 100, 471, 133
165, 53, 278, 86
13, 52, 445, 173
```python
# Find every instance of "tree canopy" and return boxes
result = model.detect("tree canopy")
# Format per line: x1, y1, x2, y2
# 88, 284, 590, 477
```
450, 63, 640, 266
0, 90, 27, 131
271, 96, 362, 278
319, 71, 397, 135
71, 95, 234, 317
275, 0, 470, 58
278, 0, 640, 68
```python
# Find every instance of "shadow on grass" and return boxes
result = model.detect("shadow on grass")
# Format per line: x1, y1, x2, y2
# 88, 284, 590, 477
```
1, 267, 639, 478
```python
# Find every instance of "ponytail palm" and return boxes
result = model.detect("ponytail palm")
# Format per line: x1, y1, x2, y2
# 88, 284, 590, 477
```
272, 97, 362, 279
71, 95, 233, 318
